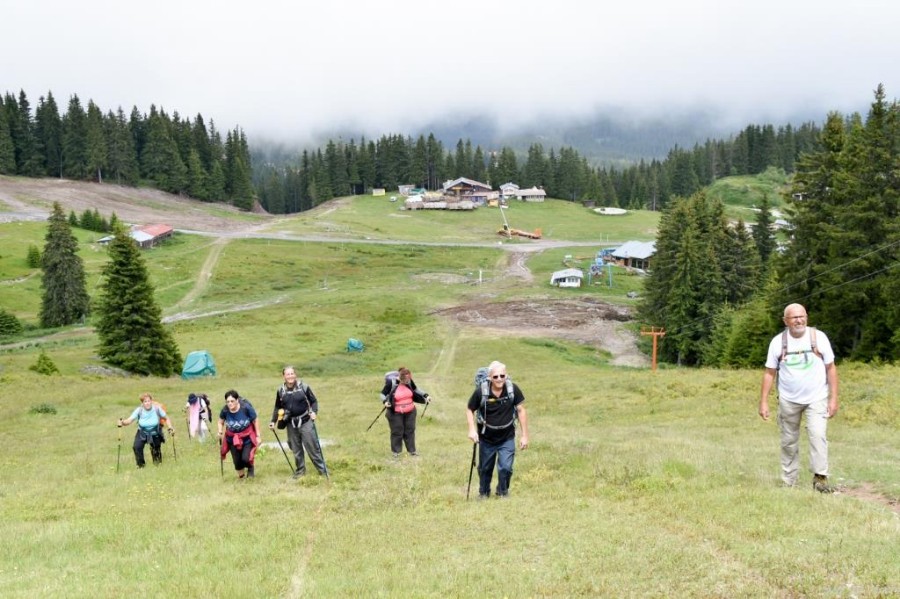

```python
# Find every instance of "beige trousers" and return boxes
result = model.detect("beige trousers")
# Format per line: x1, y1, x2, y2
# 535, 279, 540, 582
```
777, 397, 829, 485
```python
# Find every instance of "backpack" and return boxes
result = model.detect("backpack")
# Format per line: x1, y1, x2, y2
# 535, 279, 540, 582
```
152, 401, 169, 427
382, 371, 400, 401
778, 327, 823, 364
474, 367, 516, 433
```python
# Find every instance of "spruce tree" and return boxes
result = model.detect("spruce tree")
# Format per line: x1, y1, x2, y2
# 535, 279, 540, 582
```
0, 308, 23, 337
96, 225, 182, 376
62, 94, 88, 179
0, 104, 15, 174
39, 202, 91, 327
752, 194, 776, 271
779, 86, 900, 360
35, 92, 63, 177
105, 107, 138, 185
85, 101, 107, 182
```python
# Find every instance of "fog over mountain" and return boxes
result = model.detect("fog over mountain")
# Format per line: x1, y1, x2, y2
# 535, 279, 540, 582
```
6, 0, 897, 162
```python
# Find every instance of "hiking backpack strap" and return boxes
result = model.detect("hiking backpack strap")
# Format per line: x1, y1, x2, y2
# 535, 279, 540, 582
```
809, 327, 822, 359
779, 327, 823, 363
478, 380, 517, 432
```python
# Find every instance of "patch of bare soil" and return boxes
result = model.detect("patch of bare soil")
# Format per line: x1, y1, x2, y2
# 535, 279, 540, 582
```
412, 273, 470, 284
0, 176, 270, 232
431, 298, 649, 367
839, 482, 900, 515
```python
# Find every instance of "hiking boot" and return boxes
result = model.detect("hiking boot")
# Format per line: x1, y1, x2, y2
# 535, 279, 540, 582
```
410, 451, 419, 457
292, 470, 305, 479
392, 452, 401, 459
247, 466, 255, 478
813, 474, 835, 493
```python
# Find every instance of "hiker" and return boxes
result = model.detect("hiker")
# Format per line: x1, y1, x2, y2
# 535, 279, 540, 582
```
218, 389, 261, 479
380, 367, 430, 457
268, 366, 327, 478
466, 361, 529, 498
759, 303, 840, 492
184, 392, 212, 441
118, 393, 173, 468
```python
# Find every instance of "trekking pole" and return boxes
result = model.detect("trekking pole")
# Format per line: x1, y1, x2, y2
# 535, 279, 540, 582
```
366, 405, 386, 432
311, 421, 330, 480
271, 427, 295, 473
466, 442, 478, 501
170, 428, 177, 461
218, 434, 225, 479
420, 396, 431, 419
116, 425, 122, 473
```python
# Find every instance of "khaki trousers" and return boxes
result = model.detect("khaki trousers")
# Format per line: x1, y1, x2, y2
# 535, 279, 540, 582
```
776, 397, 829, 485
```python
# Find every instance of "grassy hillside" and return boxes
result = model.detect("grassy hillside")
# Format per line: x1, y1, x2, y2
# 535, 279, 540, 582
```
1, 181, 898, 597
706, 167, 791, 222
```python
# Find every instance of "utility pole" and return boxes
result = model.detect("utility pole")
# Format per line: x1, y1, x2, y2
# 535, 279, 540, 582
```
640, 326, 666, 372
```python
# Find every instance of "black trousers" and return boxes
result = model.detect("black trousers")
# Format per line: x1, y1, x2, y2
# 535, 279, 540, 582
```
228, 441, 254, 471
385, 408, 417, 454
133, 428, 163, 467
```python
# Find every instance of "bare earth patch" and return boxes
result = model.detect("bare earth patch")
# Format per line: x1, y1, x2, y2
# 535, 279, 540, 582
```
0, 176, 269, 232
839, 482, 900, 515
431, 298, 649, 367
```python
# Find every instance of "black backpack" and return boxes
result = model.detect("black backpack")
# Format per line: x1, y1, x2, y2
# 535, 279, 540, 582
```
474, 367, 516, 433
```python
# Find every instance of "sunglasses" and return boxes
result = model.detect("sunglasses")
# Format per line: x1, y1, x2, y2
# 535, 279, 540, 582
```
491, 374, 507, 380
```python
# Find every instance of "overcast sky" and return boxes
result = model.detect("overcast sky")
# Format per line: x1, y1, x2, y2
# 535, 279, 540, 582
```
5, 0, 899, 142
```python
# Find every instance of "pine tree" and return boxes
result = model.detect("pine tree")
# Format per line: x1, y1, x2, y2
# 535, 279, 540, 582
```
85, 101, 107, 182
185, 148, 208, 200
140, 106, 186, 193
62, 94, 88, 179
96, 225, 182, 376
26, 244, 42, 268
35, 92, 63, 177
12, 91, 44, 176
778, 85, 900, 360
105, 107, 138, 185
39, 202, 90, 327
752, 194, 776, 272
472, 146, 486, 183
0, 308, 23, 337
640, 192, 741, 365
0, 103, 15, 174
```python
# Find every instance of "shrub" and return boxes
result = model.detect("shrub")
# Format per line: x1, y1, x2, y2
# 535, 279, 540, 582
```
29, 350, 60, 375
27, 245, 42, 268
0, 309, 23, 337
29, 403, 58, 415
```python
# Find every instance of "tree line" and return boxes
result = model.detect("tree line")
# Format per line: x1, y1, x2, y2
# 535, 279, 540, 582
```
640, 85, 899, 365
0, 89, 254, 209
253, 122, 822, 214
2, 87, 821, 217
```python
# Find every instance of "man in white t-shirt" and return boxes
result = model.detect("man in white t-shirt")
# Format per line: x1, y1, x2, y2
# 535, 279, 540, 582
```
759, 303, 840, 492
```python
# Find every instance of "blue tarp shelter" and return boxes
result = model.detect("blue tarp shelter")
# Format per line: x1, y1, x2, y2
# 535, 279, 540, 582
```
181, 350, 217, 379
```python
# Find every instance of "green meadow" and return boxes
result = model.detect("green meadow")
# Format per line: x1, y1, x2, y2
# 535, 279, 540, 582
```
263, 195, 659, 244
1, 189, 898, 598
